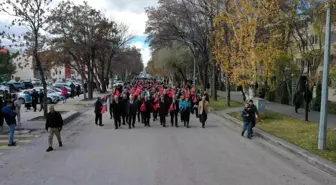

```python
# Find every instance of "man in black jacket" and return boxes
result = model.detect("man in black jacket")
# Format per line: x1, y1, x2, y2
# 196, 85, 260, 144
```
31, 89, 39, 112
94, 97, 104, 126
45, 106, 63, 152
112, 95, 122, 129
128, 95, 138, 129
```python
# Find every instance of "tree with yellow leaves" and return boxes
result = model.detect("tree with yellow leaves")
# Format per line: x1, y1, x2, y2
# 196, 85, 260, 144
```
214, 0, 290, 100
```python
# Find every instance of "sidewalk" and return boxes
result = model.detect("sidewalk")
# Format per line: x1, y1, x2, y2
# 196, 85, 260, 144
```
6, 91, 112, 131
217, 91, 336, 128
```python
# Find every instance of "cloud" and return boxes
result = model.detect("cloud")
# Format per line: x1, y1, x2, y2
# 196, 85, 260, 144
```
128, 40, 151, 67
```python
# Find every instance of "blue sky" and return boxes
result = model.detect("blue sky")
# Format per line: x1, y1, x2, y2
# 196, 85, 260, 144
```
128, 36, 151, 67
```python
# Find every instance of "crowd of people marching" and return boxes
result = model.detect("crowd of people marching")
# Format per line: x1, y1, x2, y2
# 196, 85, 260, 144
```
94, 79, 210, 129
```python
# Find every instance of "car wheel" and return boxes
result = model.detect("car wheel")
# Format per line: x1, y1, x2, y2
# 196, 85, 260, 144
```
47, 98, 52, 104
19, 98, 25, 104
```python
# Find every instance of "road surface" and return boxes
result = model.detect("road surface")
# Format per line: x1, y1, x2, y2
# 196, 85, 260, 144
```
0, 110, 335, 185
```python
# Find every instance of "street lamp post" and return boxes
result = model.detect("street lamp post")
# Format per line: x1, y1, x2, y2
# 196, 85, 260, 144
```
318, 4, 331, 150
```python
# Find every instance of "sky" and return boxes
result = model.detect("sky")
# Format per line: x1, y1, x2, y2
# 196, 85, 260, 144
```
0, 0, 157, 67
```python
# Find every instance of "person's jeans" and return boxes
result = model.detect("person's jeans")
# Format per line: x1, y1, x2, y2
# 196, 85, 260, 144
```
242, 121, 252, 138
8, 124, 16, 145
62, 95, 67, 103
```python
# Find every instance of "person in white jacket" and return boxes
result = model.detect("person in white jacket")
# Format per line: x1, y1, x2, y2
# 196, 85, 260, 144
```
13, 96, 22, 130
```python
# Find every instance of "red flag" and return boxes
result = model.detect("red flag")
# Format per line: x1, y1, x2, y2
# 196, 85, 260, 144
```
116, 91, 120, 97
101, 104, 106, 114
191, 87, 196, 93
185, 93, 190, 99
153, 103, 160, 110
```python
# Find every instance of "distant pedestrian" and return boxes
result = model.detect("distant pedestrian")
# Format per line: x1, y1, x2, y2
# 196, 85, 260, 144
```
31, 89, 39, 112
304, 89, 313, 112
112, 95, 122, 129
198, 95, 209, 128
128, 95, 138, 129
61, 87, 68, 104
24, 91, 32, 110
121, 94, 129, 125
141, 96, 152, 127
248, 100, 258, 137
159, 95, 167, 127
70, 83, 75, 99
39, 89, 44, 112
170, 95, 179, 127
180, 95, 191, 128
0, 97, 4, 131
2, 101, 16, 146
94, 97, 104, 126
293, 90, 303, 114
137, 95, 143, 123
13, 96, 22, 129
76, 84, 81, 97
45, 105, 63, 152
109, 93, 114, 119
241, 103, 252, 139
84, 82, 88, 94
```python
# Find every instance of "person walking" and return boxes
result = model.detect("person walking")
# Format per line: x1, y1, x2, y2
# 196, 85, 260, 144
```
304, 88, 313, 112
159, 95, 167, 127
2, 102, 17, 146
121, 94, 129, 125
70, 83, 76, 99
76, 84, 81, 97
128, 95, 138, 129
24, 91, 32, 110
61, 87, 68, 104
109, 93, 114, 119
137, 95, 143, 123
180, 95, 192, 128
45, 106, 63, 152
0, 97, 4, 132
31, 89, 39, 112
241, 103, 252, 139
112, 95, 122, 129
248, 100, 259, 137
141, 96, 152, 127
39, 89, 44, 112
198, 95, 209, 128
13, 96, 22, 130
293, 90, 303, 114
170, 95, 179, 127
94, 97, 104, 126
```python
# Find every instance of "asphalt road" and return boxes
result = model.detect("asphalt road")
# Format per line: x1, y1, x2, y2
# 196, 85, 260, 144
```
0, 110, 335, 185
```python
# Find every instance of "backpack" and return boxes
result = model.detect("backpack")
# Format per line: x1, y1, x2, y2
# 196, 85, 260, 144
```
140, 102, 147, 112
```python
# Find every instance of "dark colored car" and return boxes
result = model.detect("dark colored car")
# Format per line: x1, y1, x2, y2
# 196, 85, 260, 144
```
22, 81, 34, 89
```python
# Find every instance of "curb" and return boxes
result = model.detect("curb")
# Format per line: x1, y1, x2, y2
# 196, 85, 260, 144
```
213, 111, 336, 177
63, 111, 80, 125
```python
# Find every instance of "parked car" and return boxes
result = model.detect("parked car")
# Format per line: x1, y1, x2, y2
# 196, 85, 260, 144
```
50, 87, 71, 98
21, 81, 34, 89
31, 78, 41, 85
7, 82, 25, 90
113, 80, 124, 87
17, 89, 59, 104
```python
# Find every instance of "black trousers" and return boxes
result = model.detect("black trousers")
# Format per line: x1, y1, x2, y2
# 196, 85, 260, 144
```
39, 101, 44, 111
153, 110, 158, 121
109, 104, 113, 118
128, 113, 136, 128
137, 111, 141, 122
159, 114, 166, 126
71, 90, 75, 98
95, 113, 102, 125
122, 114, 127, 125
143, 112, 150, 126
200, 113, 207, 127
114, 115, 121, 128
32, 100, 38, 112
295, 103, 300, 113
170, 111, 178, 127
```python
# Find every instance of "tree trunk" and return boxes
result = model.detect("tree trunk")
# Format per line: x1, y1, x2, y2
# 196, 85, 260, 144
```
87, 60, 93, 99
33, 30, 48, 117
211, 63, 218, 101
226, 72, 230, 106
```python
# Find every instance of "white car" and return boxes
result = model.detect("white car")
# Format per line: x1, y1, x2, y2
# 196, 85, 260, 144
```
31, 78, 41, 85
0, 85, 10, 91
17, 89, 59, 104
113, 81, 124, 87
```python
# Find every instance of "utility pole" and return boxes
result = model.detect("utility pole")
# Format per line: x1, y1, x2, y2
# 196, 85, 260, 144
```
305, 64, 309, 121
318, 3, 331, 150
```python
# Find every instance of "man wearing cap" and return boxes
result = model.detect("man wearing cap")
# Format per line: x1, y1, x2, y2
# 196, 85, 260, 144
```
45, 106, 63, 152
